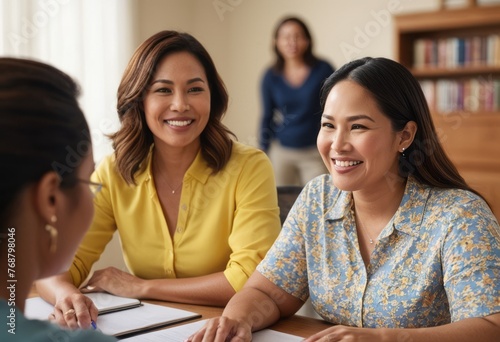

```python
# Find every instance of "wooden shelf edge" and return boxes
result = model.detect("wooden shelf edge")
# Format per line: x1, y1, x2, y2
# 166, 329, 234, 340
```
432, 112, 500, 123
395, 5, 500, 32
411, 66, 500, 78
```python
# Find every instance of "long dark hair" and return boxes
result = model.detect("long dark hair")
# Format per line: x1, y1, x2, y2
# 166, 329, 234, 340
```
110, 30, 235, 185
320, 57, 480, 196
272, 16, 319, 72
0, 57, 90, 225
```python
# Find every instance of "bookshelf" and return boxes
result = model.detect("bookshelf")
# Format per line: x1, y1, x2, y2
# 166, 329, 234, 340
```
394, 2, 500, 218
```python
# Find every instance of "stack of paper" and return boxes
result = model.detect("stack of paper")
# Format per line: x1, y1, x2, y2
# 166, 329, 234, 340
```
24, 294, 201, 337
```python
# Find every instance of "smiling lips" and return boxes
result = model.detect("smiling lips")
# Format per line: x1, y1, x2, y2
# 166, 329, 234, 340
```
164, 119, 193, 127
333, 159, 362, 167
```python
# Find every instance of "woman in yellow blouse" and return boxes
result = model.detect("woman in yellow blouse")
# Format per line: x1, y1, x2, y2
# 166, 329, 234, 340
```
36, 30, 281, 330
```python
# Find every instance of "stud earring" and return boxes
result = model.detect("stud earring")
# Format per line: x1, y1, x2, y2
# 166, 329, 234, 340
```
45, 215, 58, 254
401, 147, 406, 158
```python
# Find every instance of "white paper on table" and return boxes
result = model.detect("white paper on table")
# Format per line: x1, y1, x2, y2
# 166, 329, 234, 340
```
24, 297, 54, 321
25, 293, 141, 318
121, 319, 304, 342
25, 297, 200, 337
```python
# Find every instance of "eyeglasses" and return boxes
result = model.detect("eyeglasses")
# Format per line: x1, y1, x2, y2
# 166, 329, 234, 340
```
75, 179, 103, 197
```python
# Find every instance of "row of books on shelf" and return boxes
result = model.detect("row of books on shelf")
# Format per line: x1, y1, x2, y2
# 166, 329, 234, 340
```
414, 34, 500, 69
419, 78, 500, 113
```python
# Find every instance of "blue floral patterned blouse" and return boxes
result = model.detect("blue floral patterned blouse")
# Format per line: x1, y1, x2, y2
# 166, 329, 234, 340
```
257, 175, 500, 328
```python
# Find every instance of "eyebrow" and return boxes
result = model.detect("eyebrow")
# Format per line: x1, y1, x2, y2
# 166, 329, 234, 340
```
150, 77, 205, 85
322, 114, 375, 123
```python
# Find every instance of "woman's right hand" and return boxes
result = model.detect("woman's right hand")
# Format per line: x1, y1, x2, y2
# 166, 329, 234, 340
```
49, 290, 99, 330
186, 316, 253, 342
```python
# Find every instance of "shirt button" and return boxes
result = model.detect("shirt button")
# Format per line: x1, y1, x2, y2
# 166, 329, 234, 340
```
176, 226, 184, 233
181, 203, 187, 211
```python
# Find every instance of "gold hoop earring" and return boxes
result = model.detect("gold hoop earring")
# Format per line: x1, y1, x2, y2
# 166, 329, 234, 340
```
45, 215, 58, 254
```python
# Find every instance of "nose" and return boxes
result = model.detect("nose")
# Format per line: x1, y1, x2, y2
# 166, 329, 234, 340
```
170, 93, 190, 112
330, 131, 350, 153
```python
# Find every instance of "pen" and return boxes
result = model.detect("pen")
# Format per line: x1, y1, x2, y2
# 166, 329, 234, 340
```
91, 320, 101, 332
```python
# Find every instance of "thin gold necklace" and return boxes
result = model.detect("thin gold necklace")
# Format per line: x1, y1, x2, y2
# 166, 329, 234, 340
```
165, 181, 183, 194
352, 207, 376, 244
153, 161, 183, 195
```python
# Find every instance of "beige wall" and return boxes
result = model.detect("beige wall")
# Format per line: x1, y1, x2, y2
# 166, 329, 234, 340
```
134, 0, 439, 144
95, 0, 441, 274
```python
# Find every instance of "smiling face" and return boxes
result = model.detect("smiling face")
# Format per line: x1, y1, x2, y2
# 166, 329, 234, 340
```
317, 80, 410, 194
143, 51, 211, 153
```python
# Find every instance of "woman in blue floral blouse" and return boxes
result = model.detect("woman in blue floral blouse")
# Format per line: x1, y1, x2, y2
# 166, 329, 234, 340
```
187, 57, 500, 342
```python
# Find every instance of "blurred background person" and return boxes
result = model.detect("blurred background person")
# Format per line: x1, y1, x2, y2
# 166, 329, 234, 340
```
259, 16, 334, 186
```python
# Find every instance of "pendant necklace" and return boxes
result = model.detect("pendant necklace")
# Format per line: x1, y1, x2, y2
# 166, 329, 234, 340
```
166, 181, 183, 194
154, 161, 183, 195
352, 207, 376, 244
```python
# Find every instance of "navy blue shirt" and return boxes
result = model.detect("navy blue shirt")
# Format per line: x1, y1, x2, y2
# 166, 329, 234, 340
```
259, 60, 334, 151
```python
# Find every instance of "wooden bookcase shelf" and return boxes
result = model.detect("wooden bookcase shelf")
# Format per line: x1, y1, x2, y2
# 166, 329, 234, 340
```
394, 4, 500, 218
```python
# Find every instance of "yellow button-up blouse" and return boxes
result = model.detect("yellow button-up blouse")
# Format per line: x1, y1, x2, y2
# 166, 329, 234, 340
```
70, 141, 281, 291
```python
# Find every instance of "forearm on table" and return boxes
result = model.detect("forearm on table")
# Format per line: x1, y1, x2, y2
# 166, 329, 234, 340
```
380, 314, 500, 342
221, 287, 281, 332
35, 272, 79, 305
141, 271, 236, 307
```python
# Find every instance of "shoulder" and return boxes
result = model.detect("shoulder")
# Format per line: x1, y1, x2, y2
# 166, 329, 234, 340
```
93, 153, 117, 176
225, 141, 273, 175
404, 177, 493, 219
314, 59, 335, 74
299, 174, 344, 211
93, 149, 150, 185
415, 183, 499, 239
428, 186, 492, 216
262, 67, 279, 82
230, 141, 269, 162
92, 153, 124, 185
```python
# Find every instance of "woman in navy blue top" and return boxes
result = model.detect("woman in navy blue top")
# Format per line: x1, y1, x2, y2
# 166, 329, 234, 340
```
260, 16, 334, 186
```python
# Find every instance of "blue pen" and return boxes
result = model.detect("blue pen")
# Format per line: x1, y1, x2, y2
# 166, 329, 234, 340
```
91, 320, 101, 332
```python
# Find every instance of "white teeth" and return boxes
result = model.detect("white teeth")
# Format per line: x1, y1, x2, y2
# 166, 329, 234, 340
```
334, 160, 361, 167
166, 120, 192, 127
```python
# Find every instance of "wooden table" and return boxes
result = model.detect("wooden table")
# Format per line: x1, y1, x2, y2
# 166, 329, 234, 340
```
29, 287, 332, 338
145, 299, 332, 338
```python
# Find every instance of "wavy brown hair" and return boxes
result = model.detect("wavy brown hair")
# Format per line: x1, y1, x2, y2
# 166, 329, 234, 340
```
320, 57, 483, 198
110, 30, 235, 184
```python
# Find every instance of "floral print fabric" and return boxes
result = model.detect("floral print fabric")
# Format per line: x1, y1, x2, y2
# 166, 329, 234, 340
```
257, 175, 500, 327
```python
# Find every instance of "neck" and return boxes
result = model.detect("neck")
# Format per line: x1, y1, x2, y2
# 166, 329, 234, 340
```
0, 225, 38, 312
284, 56, 306, 69
352, 176, 407, 224
153, 140, 200, 176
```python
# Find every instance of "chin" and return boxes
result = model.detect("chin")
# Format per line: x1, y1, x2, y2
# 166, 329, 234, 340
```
331, 178, 359, 192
